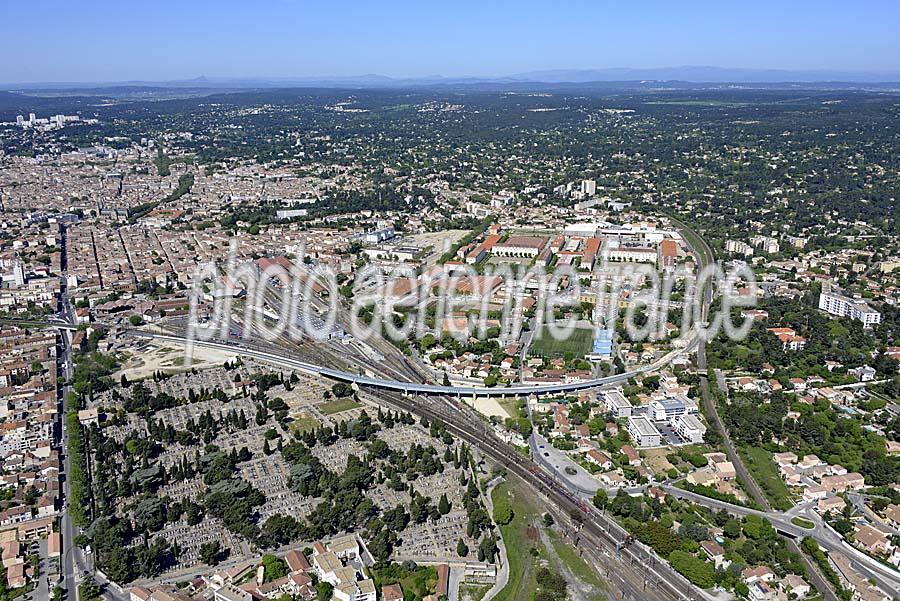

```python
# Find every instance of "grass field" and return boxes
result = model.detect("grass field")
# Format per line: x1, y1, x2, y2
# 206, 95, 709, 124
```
319, 398, 363, 415
547, 530, 608, 592
371, 564, 438, 600
492, 480, 542, 601
739, 446, 794, 511
459, 583, 492, 601
492, 478, 610, 601
289, 412, 320, 434
643, 448, 676, 475
497, 396, 525, 420
530, 326, 594, 359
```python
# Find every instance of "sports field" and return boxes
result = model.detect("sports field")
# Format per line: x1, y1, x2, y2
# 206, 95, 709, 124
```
529, 326, 594, 359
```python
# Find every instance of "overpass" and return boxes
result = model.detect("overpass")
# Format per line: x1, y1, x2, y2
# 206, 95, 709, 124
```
130, 330, 700, 397
128, 330, 900, 597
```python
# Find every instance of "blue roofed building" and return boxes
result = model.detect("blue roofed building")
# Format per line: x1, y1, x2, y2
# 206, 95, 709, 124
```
588, 328, 613, 361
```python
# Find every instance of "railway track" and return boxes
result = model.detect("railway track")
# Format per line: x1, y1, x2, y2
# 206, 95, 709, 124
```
371, 389, 704, 601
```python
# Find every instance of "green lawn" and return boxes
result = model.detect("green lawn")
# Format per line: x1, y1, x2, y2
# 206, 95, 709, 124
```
289, 412, 320, 434
319, 398, 362, 415
370, 564, 437, 600
530, 326, 594, 359
739, 446, 794, 511
791, 517, 815, 529
498, 396, 525, 420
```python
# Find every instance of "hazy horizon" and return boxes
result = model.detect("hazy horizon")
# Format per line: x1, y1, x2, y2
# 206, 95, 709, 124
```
1, 0, 898, 84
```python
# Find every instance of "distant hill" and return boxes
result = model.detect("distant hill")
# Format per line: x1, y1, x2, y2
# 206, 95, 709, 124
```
0, 90, 114, 120
505, 66, 900, 84
4, 66, 900, 96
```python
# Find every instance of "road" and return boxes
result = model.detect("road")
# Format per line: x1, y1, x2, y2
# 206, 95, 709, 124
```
671, 215, 844, 601
57, 285, 130, 601
58, 302, 82, 601
847, 493, 900, 536
52, 216, 891, 600
662, 486, 900, 594
365, 389, 711, 601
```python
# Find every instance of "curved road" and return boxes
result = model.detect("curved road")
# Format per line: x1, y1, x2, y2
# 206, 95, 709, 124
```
662, 486, 900, 594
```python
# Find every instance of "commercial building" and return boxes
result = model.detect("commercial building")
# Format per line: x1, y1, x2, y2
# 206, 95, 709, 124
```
492, 236, 547, 258
649, 397, 698, 422
588, 328, 613, 361
364, 227, 396, 244
658, 239, 679, 269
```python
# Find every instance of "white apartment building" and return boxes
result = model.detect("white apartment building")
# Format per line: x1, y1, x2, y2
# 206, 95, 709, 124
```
750, 236, 780, 254
606, 246, 657, 263
627, 415, 662, 448
725, 239, 754, 257
603, 389, 632, 418
581, 179, 596, 196
674, 414, 707, 444
818, 289, 882, 329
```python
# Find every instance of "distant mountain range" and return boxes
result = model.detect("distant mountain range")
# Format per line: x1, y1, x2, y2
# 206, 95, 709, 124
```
4, 66, 900, 92
507, 66, 900, 84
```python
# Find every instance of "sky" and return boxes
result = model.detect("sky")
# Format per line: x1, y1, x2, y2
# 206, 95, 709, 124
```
1, 0, 897, 83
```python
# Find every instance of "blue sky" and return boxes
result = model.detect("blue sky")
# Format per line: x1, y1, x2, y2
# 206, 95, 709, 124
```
1, 0, 897, 83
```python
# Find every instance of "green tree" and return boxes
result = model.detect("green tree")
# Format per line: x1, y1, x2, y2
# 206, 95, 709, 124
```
456, 538, 469, 557
262, 554, 288, 582
316, 581, 334, 601
438, 493, 451, 515
492, 495, 513, 525
199, 541, 222, 565
78, 581, 103, 601
668, 551, 715, 588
